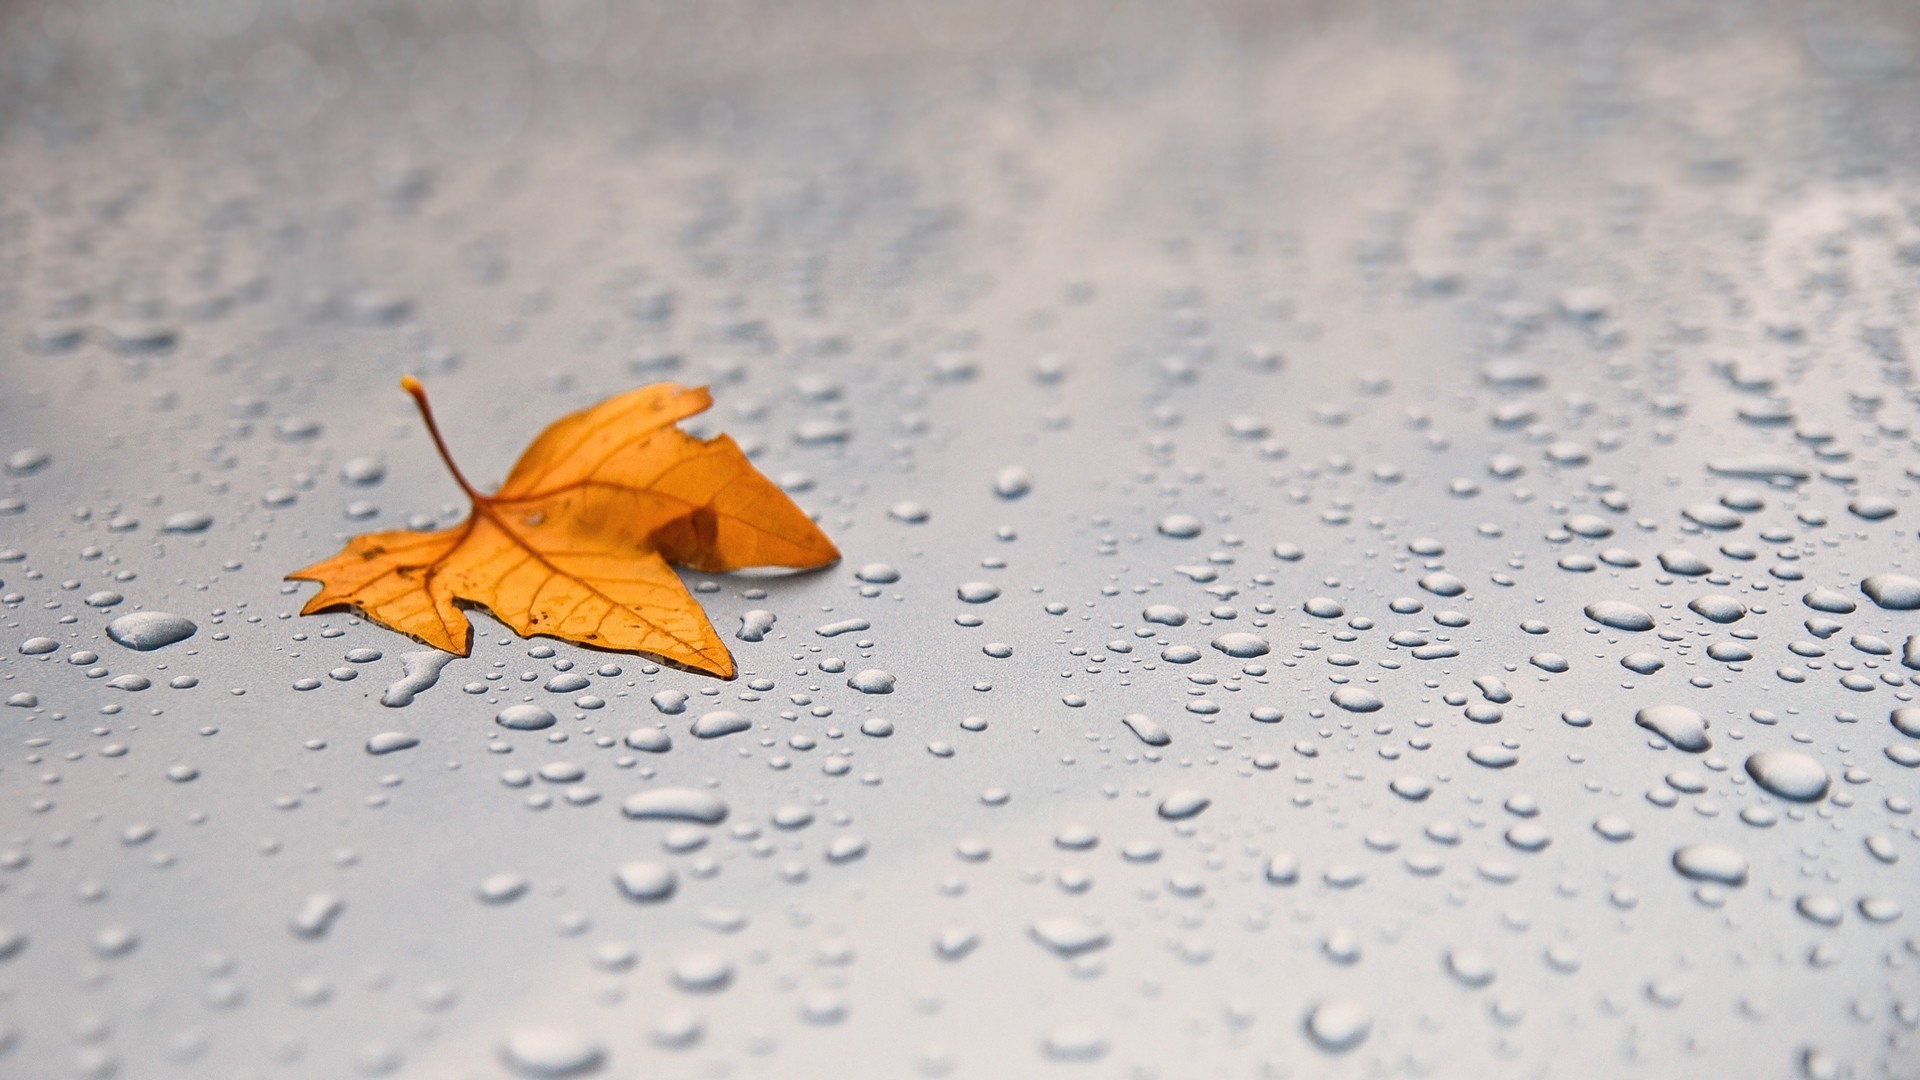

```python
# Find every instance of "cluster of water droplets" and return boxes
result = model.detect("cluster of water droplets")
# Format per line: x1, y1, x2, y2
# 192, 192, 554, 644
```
2, 4, 1919, 1077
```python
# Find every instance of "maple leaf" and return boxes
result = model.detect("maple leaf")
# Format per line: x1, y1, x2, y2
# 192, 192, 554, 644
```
287, 378, 839, 678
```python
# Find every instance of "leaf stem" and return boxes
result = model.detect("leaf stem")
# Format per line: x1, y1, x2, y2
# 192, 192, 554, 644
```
401, 376, 482, 502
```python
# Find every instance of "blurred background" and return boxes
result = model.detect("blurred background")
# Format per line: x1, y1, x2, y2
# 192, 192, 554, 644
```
4, 2, 1920, 1079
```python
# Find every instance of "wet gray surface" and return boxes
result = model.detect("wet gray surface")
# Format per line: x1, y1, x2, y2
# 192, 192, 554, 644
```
4, 1, 1920, 1077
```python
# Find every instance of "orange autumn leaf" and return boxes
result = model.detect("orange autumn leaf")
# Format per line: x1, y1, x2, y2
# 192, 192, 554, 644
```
286, 378, 839, 678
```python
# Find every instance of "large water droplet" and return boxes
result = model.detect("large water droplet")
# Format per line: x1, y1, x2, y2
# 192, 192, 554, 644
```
382, 651, 454, 707
1636, 704, 1710, 752
1585, 601, 1654, 632
1862, 573, 1920, 610
1121, 713, 1171, 746
614, 860, 677, 903
622, 788, 728, 824
1210, 632, 1270, 658
1157, 514, 1203, 539
1157, 790, 1211, 820
993, 466, 1033, 499
690, 710, 749, 738
497, 704, 557, 730
1029, 917, 1110, 957
1330, 687, 1383, 713
736, 610, 776, 641
104, 612, 197, 651
624, 728, 672, 753
498, 1028, 605, 1078
848, 669, 896, 694
1743, 750, 1830, 802
1672, 843, 1748, 885
1687, 595, 1746, 623
1303, 998, 1371, 1052
366, 732, 419, 755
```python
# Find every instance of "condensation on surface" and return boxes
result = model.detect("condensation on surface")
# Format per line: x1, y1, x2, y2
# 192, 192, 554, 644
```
2, 1, 1919, 1078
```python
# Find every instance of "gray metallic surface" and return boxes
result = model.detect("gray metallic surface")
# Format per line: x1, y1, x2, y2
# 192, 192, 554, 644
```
2, 2, 1918, 1077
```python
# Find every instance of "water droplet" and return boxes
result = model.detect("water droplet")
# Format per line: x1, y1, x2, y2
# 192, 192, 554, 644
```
1264, 853, 1300, 884
1687, 595, 1747, 623
1041, 1027, 1109, 1061
1157, 790, 1211, 820
1121, 713, 1171, 746
1390, 775, 1432, 801
736, 610, 776, 641
622, 788, 727, 824
498, 1028, 605, 1078
1445, 948, 1495, 987
1849, 496, 1897, 521
1862, 573, 1920, 610
477, 873, 531, 905
290, 893, 346, 939
366, 732, 418, 755
1303, 998, 1371, 1053
342, 457, 387, 485
1143, 604, 1189, 626
935, 926, 980, 960
1794, 894, 1844, 927
1744, 750, 1830, 802
670, 953, 735, 993
1505, 823, 1551, 852
1658, 549, 1711, 575
623, 727, 671, 753
1802, 588, 1857, 614
1593, 816, 1635, 841
5, 448, 51, 475
1859, 896, 1903, 923
1029, 917, 1110, 957
1330, 687, 1382, 713
1682, 502, 1744, 530
1636, 704, 1710, 752
382, 651, 454, 707
649, 1011, 703, 1049
690, 710, 749, 738
91, 925, 139, 958
1585, 601, 1654, 632
104, 612, 197, 651
993, 466, 1032, 499
1468, 745, 1518, 768
1672, 843, 1748, 885
957, 582, 1002, 604
162, 510, 213, 533
1210, 632, 1270, 658
497, 704, 557, 730
1620, 651, 1664, 675
1157, 514, 1203, 539
614, 860, 677, 903
825, 835, 869, 863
